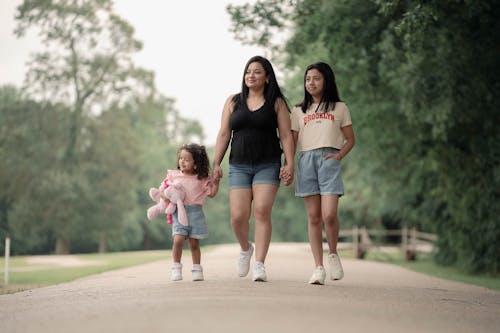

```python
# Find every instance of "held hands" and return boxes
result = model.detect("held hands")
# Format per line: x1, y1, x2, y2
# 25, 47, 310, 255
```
212, 164, 223, 182
279, 165, 294, 186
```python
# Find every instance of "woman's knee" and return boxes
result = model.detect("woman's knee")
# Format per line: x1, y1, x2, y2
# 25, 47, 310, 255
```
231, 212, 250, 226
253, 205, 272, 221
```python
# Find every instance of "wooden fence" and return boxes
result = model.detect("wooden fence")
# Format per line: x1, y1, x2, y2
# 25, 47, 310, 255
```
338, 226, 437, 260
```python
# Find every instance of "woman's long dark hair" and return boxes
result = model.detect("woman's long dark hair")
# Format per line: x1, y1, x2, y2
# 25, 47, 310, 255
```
177, 143, 210, 180
232, 55, 288, 109
298, 62, 342, 113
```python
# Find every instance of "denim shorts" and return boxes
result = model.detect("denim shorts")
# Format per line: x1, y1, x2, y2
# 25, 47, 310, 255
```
295, 147, 344, 197
172, 205, 208, 239
228, 161, 281, 189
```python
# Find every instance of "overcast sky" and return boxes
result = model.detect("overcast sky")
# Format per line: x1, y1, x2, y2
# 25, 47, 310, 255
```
0, 0, 266, 145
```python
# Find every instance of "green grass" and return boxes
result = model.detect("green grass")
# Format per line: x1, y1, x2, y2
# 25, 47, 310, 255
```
0, 250, 169, 294
343, 249, 500, 291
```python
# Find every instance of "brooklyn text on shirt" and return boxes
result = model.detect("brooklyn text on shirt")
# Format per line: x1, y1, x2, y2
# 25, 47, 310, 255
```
303, 113, 335, 125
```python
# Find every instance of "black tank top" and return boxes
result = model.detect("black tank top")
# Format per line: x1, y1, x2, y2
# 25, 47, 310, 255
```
229, 96, 282, 165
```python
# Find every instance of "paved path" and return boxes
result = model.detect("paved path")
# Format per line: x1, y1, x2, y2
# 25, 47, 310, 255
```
1, 243, 499, 333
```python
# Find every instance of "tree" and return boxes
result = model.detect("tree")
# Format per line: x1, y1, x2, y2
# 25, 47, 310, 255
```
14, 0, 155, 253
388, 0, 500, 273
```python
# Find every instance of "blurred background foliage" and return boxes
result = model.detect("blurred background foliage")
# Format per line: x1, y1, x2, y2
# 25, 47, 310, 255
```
1, 0, 498, 274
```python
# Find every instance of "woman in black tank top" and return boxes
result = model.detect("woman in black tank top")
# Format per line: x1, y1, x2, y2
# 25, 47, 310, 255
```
229, 95, 282, 165
212, 56, 295, 282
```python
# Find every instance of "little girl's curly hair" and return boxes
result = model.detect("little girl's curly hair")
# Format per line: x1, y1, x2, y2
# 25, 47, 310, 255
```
177, 143, 210, 179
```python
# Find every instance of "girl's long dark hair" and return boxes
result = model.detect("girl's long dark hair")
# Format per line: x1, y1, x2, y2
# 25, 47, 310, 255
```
177, 143, 210, 180
232, 55, 288, 110
298, 62, 342, 113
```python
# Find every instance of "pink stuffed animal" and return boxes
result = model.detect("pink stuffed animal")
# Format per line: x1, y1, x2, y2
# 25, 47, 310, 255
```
163, 183, 189, 226
146, 180, 189, 226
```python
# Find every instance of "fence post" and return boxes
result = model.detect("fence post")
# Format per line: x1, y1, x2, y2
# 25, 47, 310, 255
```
401, 226, 408, 258
407, 227, 417, 260
359, 226, 369, 258
352, 226, 359, 258
4, 237, 10, 285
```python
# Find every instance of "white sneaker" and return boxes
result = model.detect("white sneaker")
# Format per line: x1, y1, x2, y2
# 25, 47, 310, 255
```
308, 266, 326, 285
237, 243, 254, 277
171, 262, 182, 281
328, 253, 344, 280
253, 261, 267, 282
191, 264, 204, 281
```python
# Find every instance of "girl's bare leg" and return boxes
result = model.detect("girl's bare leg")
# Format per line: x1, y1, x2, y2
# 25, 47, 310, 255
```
188, 238, 201, 265
304, 195, 323, 267
322, 195, 340, 254
172, 234, 185, 263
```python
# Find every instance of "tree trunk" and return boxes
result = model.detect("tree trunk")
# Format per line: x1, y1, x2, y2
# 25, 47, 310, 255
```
63, 99, 85, 168
98, 235, 107, 253
0, 200, 9, 235
55, 238, 70, 254
142, 224, 153, 250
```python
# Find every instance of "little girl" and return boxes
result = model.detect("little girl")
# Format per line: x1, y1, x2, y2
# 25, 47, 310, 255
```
156, 143, 219, 282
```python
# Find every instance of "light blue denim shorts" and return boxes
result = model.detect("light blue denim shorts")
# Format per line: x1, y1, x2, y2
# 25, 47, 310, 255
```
295, 147, 344, 197
228, 161, 281, 189
172, 205, 208, 239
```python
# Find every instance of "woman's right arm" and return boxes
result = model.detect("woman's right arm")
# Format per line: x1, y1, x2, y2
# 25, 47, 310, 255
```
212, 95, 234, 181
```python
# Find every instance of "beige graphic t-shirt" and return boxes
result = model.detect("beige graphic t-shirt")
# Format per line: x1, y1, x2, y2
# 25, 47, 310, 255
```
291, 102, 352, 152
